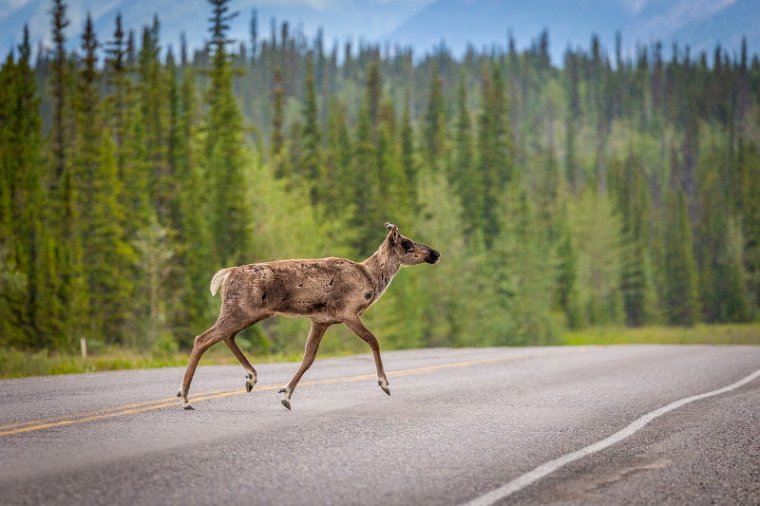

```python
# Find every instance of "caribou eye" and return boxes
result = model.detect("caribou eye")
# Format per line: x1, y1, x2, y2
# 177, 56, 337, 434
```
401, 239, 414, 252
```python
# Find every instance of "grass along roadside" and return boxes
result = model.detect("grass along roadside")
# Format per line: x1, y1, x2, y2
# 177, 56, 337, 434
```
561, 323, 760, 346
2, 323, 758, 379
0, 345, 358, 380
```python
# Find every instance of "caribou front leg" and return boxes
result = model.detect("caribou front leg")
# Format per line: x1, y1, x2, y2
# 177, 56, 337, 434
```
343, 316, 390, 396
280, 321, 331, 410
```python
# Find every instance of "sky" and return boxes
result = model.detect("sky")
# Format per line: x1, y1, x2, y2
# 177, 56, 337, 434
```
0, 0, 751, 61
0, 0, 433, 54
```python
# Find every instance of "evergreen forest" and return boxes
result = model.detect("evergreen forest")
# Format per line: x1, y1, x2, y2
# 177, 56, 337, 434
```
2, 0, 760, 359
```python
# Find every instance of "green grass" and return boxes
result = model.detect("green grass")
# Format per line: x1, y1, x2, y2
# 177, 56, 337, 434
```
0, 345, 359, 380
0, 347, 186, 379
2, 323, 759, 379
561, 323, 760, 346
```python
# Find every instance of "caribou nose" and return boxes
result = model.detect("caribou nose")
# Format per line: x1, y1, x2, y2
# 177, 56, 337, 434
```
427, 249, 441, 264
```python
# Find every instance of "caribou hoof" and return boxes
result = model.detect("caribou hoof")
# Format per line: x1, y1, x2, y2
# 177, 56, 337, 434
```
177, 388, 193, 409
245, 373, 256, 393
378, 379, 391, 396
279, 387, 292, 410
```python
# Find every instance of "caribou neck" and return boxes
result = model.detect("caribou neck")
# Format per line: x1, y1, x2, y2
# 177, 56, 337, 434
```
362, 244, 402, 297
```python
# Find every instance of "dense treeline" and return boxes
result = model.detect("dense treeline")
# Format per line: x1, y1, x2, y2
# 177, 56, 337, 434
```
1, 0, 759, 357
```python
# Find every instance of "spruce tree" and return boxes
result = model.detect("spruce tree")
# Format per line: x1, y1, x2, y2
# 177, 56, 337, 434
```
739, 140, 760, 311
564, 51, 581, 189
697, 136, 751, 323
453, 73, 481, 234
554, 217, 582, 328
399, 93, 417, 206
121, 100, 152, 233
47, 0, 88, 348
423, 63, 447, 171
0, 29, 51, 347
322, 98, 352, 216
492, 186, 557, 344
89, 129, 134, 342
22, 25, 63, 347
173, 66, 215, 340
271, 66, 285, 173
567, 188, 625, 325
72, 14, 132, 343
376, 100, 411, 227
0, 55, 11, 238
138, 17, 170, 223
300, 56, 321, 194
700, 217, 750, 323
365, 60, 382, 133
49, 0, 70, 186
249, 9, 258, 59
663, 190, 700, 326
206, 0, 252, 265
59, 139, 89, 348
76, 14, 100, 244
105, 13, 129, 176
615, 152, 653, 326
351, 104, 376, 254
478, 63, 513, 245
0, 53, 24, 346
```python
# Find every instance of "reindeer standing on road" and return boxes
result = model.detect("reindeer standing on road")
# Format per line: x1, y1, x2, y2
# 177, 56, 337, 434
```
177, 223, 440, 410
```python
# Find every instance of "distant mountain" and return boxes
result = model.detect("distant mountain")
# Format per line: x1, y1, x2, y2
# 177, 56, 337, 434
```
390, 0, 760, 61
669, 0, 760, 56
390, 0, 629, 55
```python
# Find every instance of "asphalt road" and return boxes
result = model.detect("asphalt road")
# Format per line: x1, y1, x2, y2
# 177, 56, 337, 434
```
1, 345, 759, 505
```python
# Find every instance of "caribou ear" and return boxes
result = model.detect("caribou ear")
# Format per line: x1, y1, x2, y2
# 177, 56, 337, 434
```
385, 222, 399, 244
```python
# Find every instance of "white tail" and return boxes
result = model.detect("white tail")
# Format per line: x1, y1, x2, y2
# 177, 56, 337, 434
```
210, 268, 232, 296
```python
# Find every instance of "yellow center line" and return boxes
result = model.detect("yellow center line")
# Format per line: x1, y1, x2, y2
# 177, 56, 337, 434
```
0, 355, 521, 437
0, 388, 234, 432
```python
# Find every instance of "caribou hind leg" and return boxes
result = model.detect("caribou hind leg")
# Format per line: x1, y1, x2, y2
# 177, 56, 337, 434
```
177, 309, 259, 409
224, 337, 258, 393
177, 328, 218, 410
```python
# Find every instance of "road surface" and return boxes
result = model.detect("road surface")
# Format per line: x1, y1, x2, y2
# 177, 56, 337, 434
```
1, 345, 759, 505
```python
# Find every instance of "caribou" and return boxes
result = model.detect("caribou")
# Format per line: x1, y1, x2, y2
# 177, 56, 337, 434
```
177, 223, 440, 410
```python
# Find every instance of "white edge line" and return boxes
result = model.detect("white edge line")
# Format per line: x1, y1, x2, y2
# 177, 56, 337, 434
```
462, 367, 760, 506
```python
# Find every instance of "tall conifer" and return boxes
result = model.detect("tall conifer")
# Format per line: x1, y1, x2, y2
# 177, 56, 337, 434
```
478, 63, 513, 245
206, 0, 252, 265
0, 29, 53, 346
454, 73, 481, 233
399, 93, 417, 206
300, 56, 321, 194
664, 190, 700, 326
271, 66, 285, 173
49, 0, 70, 187
423, 63, 447, 171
